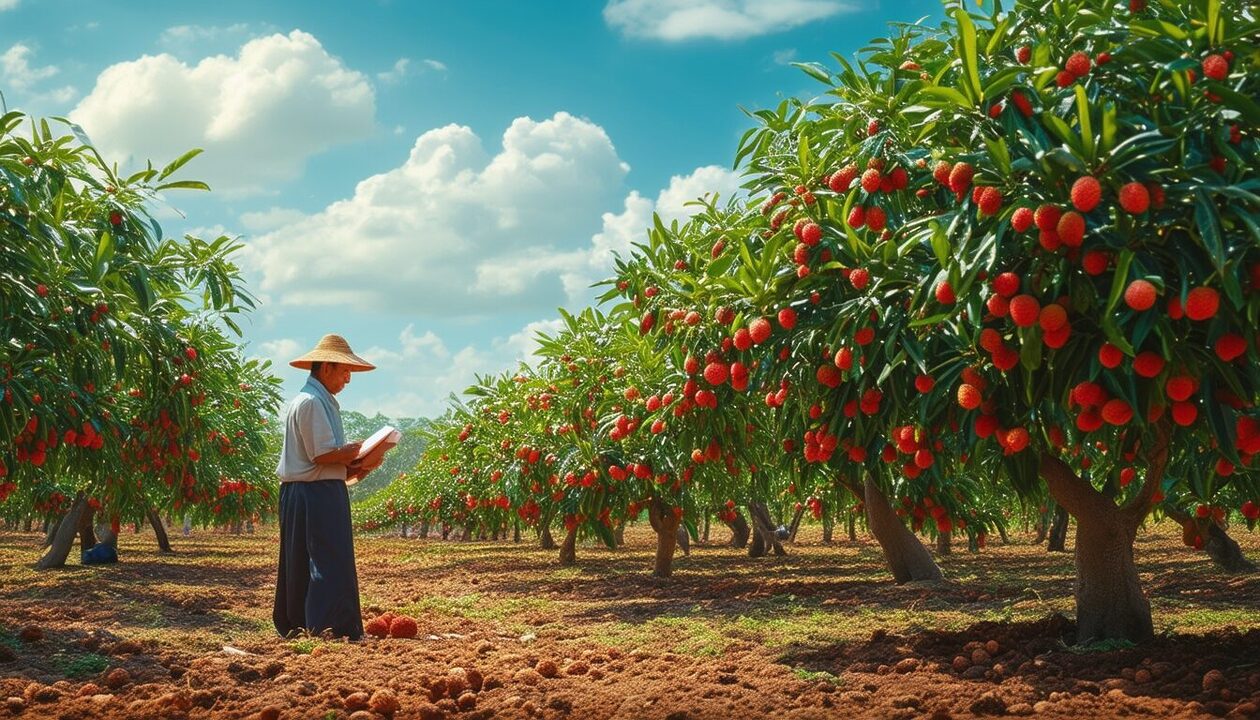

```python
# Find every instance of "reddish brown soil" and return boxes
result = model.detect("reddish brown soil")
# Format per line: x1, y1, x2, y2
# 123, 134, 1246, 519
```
1, 523, 1258, 719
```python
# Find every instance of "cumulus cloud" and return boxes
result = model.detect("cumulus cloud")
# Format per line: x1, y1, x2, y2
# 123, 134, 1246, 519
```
252, 337, 302, 371
0, 0, 18, 11
1, 43, 75, 105
377, 58, 410, 84
69, 30, 375, 195
158, 23, 257, 51
241, 111, 632, 315
603, 0, 852, 41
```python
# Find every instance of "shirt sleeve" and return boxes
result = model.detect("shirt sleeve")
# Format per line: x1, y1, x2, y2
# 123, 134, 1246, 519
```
295, 396, 339, 460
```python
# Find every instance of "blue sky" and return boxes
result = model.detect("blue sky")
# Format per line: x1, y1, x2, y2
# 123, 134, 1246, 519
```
2, 0, 939, 420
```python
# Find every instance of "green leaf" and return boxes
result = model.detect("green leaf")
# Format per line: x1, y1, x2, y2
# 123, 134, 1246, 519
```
93, 230, 114, 279
1104, 249, 1134, 316
1074, 84, 1094, 160
792, 62, 833, 86
951, 7, 984, 103
1194, 190, 1225, 274
920, 86, 974, 109
154, 180, 210, 192
157, 148, 203, 181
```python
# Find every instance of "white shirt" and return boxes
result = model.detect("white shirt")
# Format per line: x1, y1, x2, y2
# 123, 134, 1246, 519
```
276, 377, 348, 483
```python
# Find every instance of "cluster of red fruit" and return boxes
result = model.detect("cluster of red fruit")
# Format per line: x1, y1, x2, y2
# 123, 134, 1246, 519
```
955, 367, 1031, 454
364, 612, 418, 639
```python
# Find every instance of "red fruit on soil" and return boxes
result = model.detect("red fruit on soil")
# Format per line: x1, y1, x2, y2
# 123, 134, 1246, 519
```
1082, 250, 1109, 276
948, 163, 974, 194
915, 374, 935, 393
365, 617, 390, 638
957, 384, 982, 410
1215, 333, 1247, 362
1133, 351, 1165, 378
1165, 375, 1198, 402
1011, 206, 1034, 232
1118, 182, 1150, 214
1101, 399, 1134, 426
778, 307, 797, 330
1038, 304, 1067, 332
1034, 205, 1061, 232
935, 281, 956, 305
1123, 280, 1158, 311
849, 268, 870, 290
1056, 211, 1085, 247
1008, 295, 1040, 328
389, 615, 419, 638
1098, 342, 1124, 369
1185, 286, 1219, 321
703, 362, 729, 386
1202, 54, 1229, 81
1065, 51, 1091, 77
1070, 176, 1102, 212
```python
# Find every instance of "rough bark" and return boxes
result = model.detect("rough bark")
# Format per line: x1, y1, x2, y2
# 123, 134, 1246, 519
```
863, 477, 942, 583
848, 513, 857, 542
513, 520, 521, 544
702, 513, 710, 543
148, 508, 172, 553
1164, 506, 1257, 573
1048, 506, 1070, 552
787, 505, 807, 543
77, 506, 97, 553
725, 511, 750, 549
747, 502, 785, 557
648, 498, 682, 578
540, 524, 557, 550
1040, 443, 1168, 643
419, 519, 430, 538
822, 515, 834, 544
936, 531, 952, 556
558, 526, 577, 566
613, 523, 625, 547
36, 492, 87, 569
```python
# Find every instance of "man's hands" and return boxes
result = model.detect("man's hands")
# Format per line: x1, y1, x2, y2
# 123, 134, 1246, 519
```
348, 444, 387, 481
313, 441, 362, 467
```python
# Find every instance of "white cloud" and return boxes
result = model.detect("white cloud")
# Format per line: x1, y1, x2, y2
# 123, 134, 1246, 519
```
377, 58, 410, 84
69, 30, 375, 195
422, 59, 447, 72
0, 0, 18, 11
158, 23, 255, 49
1, 43, 59, 91
242, 111, 632, 315
239, 207, 308, 233
772, 48, 798, 65
252, 337, 302, 371
603, 0, 852, 41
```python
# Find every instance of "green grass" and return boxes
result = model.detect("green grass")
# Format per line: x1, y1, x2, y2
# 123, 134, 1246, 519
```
1155, 605, 1260, 634
50, 651, 109, 679
290, 637, 322, 655
793, 668, 843, 685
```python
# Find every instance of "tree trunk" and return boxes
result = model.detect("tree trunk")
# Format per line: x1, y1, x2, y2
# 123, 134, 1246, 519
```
420, 519, 430, 538
514, 520, 521, 543
36, 492, 87, 569
148, 508, 173, 553
1034, 508, 1051, 544
558, 526, 577, 566
614, 523, 625, 546
441, 524, 450, 540
647, 499, 682, 578
1164, 506, 1257, 573
936, 530, 951, 556
997, 524, 1010, 545
725, 511, 750, 548
787, 505, 806, 543
702, 513, 710, 543
1040, 446, 1166, 644
863, 477, 942, 583
23, 517, 32, 533
43, 514, 62, 548
78, 506, 97, 553
848, 512, 857, 541
747, 502, 785, 557
822, 515, 834, 543
1048, 506, 1070, 552
540, 524, 557, 550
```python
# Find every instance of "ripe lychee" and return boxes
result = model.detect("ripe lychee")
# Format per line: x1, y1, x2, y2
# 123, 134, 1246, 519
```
1011, 207, 1034, 232
1101, 399, 1133, 426
957, 384, 982, 410
1057, 211, 1085, 247
1118, 182, 1150, 214
948, 163, 974, 194
935, 281, 956, 305
1202, 54, 1228, 81
1098, 342, 1124, 368
1123, 280, 1158, 311
1034, 205, 1061, 232
388, 615, 419, 639
1065, 51, 1091, 78
778, 307, 798, 330
1008, 295, 1041, 327
993, 272, 1020, 298
1185, 286, 1219, 321
1133, 351, 1165, 378
1070, 176, 1102, 213
749, 317, 772, 345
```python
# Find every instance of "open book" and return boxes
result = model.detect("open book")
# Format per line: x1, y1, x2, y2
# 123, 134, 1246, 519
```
347, 425, 401, 486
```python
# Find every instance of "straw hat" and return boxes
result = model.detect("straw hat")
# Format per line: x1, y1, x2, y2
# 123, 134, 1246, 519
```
289, 334, 376, 372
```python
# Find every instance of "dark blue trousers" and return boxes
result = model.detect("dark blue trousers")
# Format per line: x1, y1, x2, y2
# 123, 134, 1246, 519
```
273, 480, 363, 640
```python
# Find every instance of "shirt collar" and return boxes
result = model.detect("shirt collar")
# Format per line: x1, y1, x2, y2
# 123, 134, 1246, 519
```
302, 375, 340, 410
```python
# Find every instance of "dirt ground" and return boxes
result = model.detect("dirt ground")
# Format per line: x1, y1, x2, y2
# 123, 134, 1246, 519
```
1, 520, 1259, 719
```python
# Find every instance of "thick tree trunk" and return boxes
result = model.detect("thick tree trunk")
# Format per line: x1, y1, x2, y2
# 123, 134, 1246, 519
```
725, 511, 750, 549
78, 506, 97, 553
1164, 506, 1257, 573
936, 530, 951, 556
1048, 506, 1070, 552
36, 492, 87, 569
822, 515, 834, 543
1040, 443, 1168, 644
648, 499, 682, 578
441, 525, 450, 540
997, 524, 1010, 545
419, 519, 430, 538
613, 523, 625, 546
558, 526, 577, 566
848, 513, 857, 542
787, 505, 806, 543
43, 514, 62, 548
540, 524, 557, 550
747, 502, 785, 557
702, 513, 710, 543
863, 477, 942, 583
514, 520, 521, 543
148, 508, 173, 553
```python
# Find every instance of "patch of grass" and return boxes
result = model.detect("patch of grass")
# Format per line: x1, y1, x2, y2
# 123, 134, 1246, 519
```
647, 616, 731, 657
1157, 606, 1260, 633
1067, 638, 1137, 654
216, 611, 271, 634
290, 637, 322, 655
792, 668, 843, 685
51, 651, 109, 679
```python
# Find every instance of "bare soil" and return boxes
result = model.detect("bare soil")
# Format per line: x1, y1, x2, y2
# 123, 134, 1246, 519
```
1, 521, 1258, 719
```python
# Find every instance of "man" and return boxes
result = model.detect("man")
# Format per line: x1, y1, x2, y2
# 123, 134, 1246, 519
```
273, 334, 381, 640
